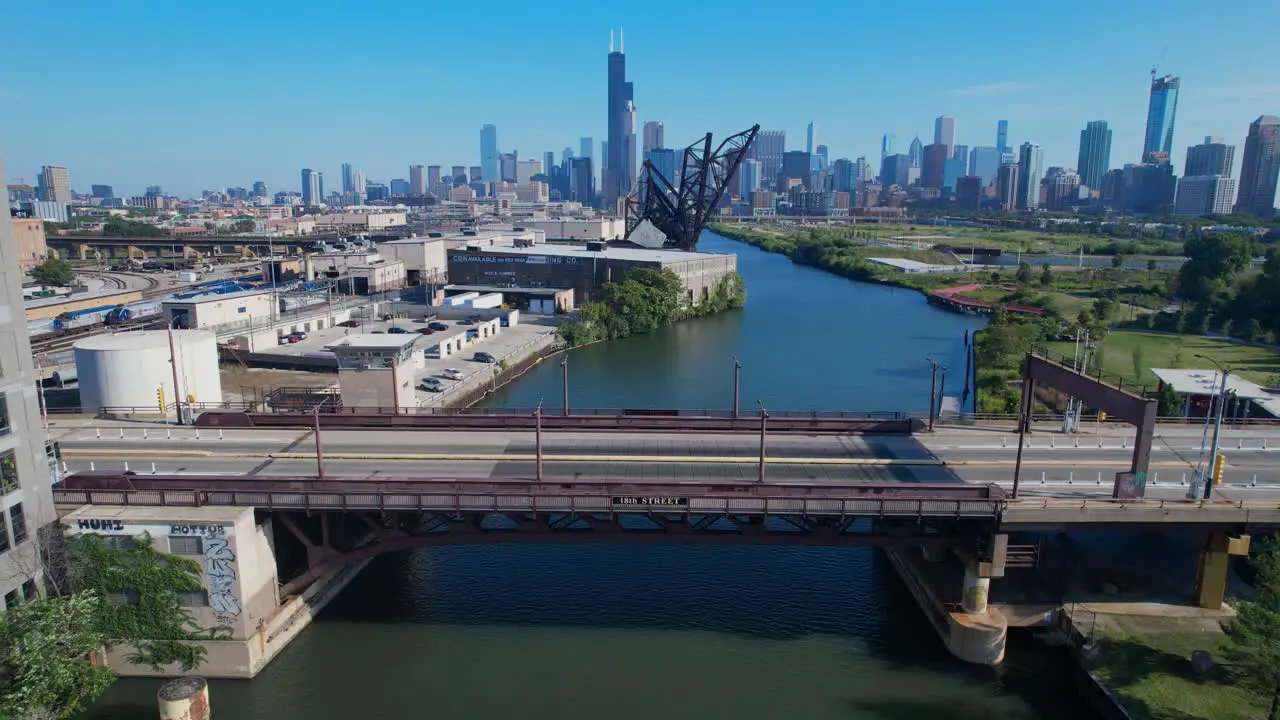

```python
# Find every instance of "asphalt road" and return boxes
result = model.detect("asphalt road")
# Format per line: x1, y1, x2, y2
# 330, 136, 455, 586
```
53, 425, 1280, 494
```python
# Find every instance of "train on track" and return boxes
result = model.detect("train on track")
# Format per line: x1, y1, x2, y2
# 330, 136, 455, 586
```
28, 299, 165, 343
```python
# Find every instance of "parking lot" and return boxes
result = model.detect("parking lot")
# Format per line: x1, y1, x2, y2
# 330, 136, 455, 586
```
259, 314, 560, 408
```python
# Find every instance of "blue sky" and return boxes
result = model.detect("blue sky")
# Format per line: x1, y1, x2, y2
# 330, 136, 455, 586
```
3, 0, 1279, 198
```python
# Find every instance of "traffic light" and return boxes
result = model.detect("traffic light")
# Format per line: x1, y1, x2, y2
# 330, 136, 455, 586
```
157, 386, 166, 413
1213, 454, 1226, 485
1098, 411, 1107, 423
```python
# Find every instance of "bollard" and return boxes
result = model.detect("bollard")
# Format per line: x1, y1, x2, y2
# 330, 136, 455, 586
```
123, 461, 129, 472
1097, 471, 1103, 485
1264, 438, 1268, 451
1069, 471, 1074, 484
1153, 472, 1159, 485
157, 677, 210, 720
143, 429, 148, 440
61, 461, 68, 473
96, 427, 101, 439
1041, 471, 1047, 483
218, 429, 224, 440
1099, 436, 1104, 448
1075, 436, 1080, 448
166, 428, 171, 440
151, 462, 157, 474
1002, 436, 1006, 448
194, 427, 201, 440
89, 461, 95, 471
1253, 474, 1258, 487
1238, 438, 1244, 449
1182, 472, 1187, 485
1050, 436, 1055, 448
119, 428, 125, 439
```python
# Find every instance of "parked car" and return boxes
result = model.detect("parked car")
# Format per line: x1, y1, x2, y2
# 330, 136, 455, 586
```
466, 329, 479, 338
381, 314, 394, 321
472, 352, 496, 363
428, 322, 449, 331
338, 320, 361, 328
416, 328, 435, 335
440, 368, 464, 380
291, 331, 308, 341
387, 326, 411, 334
457, 319, 476, 326
499, 317, 510, 327
417, 378, 445, 392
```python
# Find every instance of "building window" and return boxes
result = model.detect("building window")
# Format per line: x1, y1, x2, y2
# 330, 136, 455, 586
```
169, 536, 203, 555
0, 394, 10, 437
0, 450, 17, 494
108, 590, 140, 606
3, 590, 17, 609
0, 512, 8, 553
177, 590, 209, 607
21, 580, 37, 601
103, 535, 136, 551
9, 505, 25, 545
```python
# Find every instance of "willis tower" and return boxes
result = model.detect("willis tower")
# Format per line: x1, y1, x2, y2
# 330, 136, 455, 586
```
604, 28, 636, 207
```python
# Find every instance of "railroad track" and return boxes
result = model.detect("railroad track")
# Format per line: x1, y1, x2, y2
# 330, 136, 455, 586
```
31, 318, 167, 354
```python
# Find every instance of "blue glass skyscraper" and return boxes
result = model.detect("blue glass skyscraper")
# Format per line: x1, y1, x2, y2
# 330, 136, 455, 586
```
1143, 73, 1180, 162
480, 124, 499, 183
1077, 121, 1113, 189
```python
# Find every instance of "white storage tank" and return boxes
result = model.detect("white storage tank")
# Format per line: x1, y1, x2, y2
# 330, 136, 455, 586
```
75, 330, 223, 410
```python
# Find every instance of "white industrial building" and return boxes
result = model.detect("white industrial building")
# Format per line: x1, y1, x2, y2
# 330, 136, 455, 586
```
312, 211, 407, 231
523, 218, 626, 241
75, 330, 223, 411
326, 335, 422, 410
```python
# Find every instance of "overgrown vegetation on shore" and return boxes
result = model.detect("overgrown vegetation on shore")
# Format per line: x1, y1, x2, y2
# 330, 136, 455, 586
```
558, 267, 745, 346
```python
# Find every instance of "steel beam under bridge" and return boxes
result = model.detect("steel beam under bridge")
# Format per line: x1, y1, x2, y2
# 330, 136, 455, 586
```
195, 410, 922, 435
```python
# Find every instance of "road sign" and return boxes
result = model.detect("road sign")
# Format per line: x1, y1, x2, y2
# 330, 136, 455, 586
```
611, 496, 688, 508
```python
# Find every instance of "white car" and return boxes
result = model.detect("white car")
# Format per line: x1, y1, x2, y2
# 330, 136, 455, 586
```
417, 379, 445, 393
440, 368, 464, 381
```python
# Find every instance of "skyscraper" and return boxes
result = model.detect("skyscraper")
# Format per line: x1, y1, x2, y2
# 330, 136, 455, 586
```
580, 137, 593, 163
1143, 72, 1180, 162
738, 158, 762, 198
301, 168, 320, 205
996, 121, 1009, 154
604, 28, 636, 204
452, 166, 468, 185
1077, 121, 1113, 190
806, 121, 817, 154
643, 121, 664, 152
1176, 175, 1236, 216
0, 150, 59, 608
753, 130, 786, 188
1235, 115, 1280, 218
997, 163, 1019, 211
969, 147, 1001, 186
500, 152, 517, 183
1185, 136, 1236, 178
480, 124, 499, 183
91, 184, 113, 199
881, 133, 897, 163
469, 167, 482, 184
542, 153, 555, 179
934, 116, 955, 152
341, 163, 354, 194
409, 165, 426, 196
1043, 167, 1081, 210
952, 145, 969, 175
352, 169, 366, 197
921, 143, 948, 190
908, 137, 923, 168
38, 165, 70, 203
427, 166, 442, 192
569, 157, 595, 204
1016, 142, 1044, 209
830, 158, 853, 193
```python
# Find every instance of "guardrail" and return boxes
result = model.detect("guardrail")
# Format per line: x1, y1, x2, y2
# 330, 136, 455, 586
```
55, 475, 1005, 519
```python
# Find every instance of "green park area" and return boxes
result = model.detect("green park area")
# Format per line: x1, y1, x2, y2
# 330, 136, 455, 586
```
1045, 331, 1280, 388
848, 222, 1186, 256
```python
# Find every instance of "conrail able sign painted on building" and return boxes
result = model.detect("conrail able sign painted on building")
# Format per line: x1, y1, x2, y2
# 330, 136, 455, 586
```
611, 496, 689, 507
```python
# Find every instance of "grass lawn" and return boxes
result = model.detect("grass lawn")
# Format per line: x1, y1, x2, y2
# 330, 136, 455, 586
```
858, 224, 1184, 255
1044, 331, 1280, 387
1089, 630, 1266, 720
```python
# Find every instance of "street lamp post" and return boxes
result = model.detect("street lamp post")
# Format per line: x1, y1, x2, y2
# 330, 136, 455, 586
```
1195, 355, 1231, 500
313, 403, 326, 481
732, 358, 741, 419
561, 358, 569, 416
925, 358, 942, 431
757, 401, 768, 484
534, 401, 543, 483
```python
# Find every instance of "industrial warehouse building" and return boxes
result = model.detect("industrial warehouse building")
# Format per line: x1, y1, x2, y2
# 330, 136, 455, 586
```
446, 241, 737, 306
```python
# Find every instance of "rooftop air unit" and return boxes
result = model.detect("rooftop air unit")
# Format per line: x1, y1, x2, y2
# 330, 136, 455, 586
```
586, 241, 607, 252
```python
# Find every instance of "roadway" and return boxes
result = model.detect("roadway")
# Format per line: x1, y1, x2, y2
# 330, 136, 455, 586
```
49, 421, 1280, 503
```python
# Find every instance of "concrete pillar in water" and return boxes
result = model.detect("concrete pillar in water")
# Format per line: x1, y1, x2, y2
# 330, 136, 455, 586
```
157, 677, 210, 720
961, 562, 991, 615
921, 544, 947, 563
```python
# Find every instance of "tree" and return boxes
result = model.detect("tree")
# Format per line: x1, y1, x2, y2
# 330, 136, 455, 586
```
1225, 534, 1280, 720
30, 258, 75, 286
1092, 298, 1114, 324
1146, 258, 1158, 277
0, 591, 115, 719
1014, 262, 1033, 285
229, 218, 256, 233
1178, 233, 1251, 304
1039, 263, 1053, 287
1111, 253, 1125, 269
1131, 345, 1145, 381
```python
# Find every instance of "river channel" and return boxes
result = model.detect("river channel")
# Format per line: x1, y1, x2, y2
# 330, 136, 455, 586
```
85, 232, 1088, 719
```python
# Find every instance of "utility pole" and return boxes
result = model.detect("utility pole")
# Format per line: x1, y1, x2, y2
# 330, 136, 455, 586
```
1204, 367, 1230, 500
166, 327, 184, 425
313, 404, 326, 481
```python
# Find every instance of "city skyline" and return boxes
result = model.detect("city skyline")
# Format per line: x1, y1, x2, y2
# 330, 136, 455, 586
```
4, 0, 1280, 200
